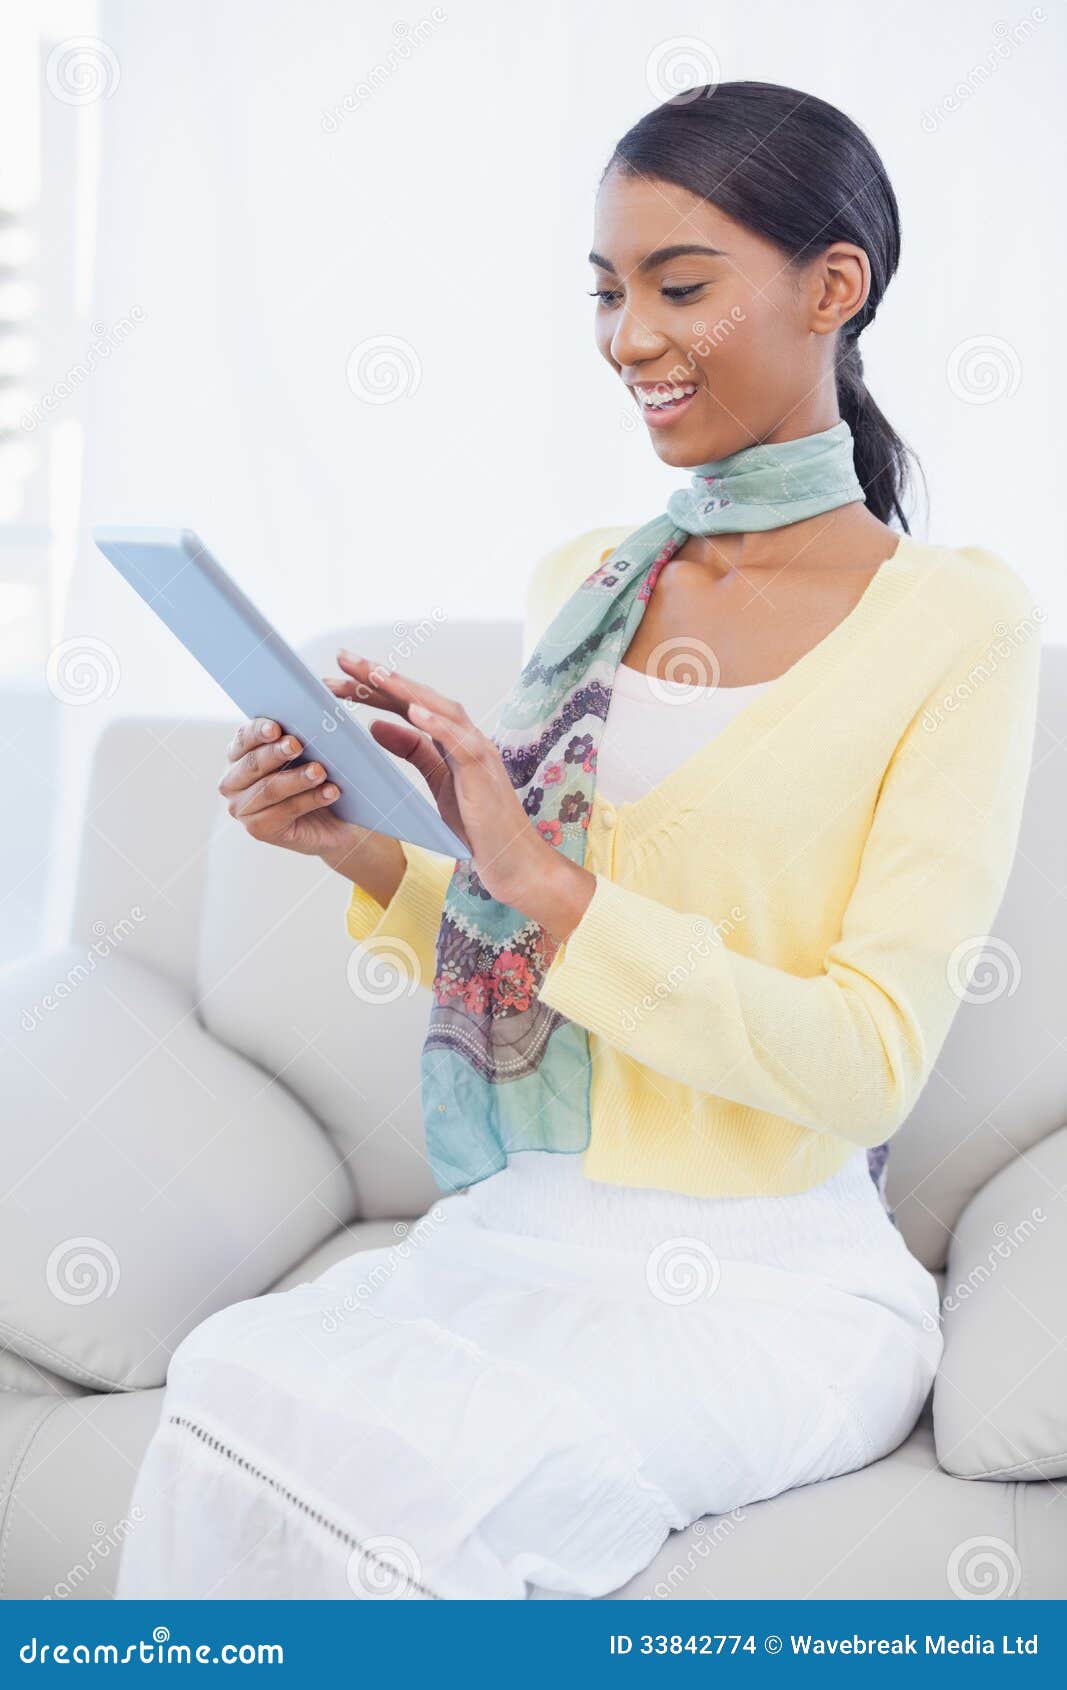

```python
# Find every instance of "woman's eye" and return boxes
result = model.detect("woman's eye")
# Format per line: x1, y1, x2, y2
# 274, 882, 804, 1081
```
662, 284, 705, 301
588, 288, 623, 306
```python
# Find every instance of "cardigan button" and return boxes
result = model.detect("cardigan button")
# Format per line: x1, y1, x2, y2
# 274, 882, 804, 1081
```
600, 804, 617, 830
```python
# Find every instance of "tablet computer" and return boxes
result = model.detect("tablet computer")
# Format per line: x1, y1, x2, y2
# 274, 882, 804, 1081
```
92, 526, 469, 860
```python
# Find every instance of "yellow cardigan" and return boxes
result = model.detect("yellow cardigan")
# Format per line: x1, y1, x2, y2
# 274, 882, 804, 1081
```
345, 526, 1043, 1197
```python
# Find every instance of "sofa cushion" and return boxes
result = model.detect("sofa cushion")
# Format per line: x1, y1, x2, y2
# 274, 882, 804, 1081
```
934, 1123, 1067, 1479
195, 621, 522, 1221
0, 949, 353, 1391
0, 1347, 88, 1398
5, 1393, 1064, 1600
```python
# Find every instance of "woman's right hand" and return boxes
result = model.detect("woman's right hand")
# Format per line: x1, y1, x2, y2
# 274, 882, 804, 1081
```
217, 718, 403, 896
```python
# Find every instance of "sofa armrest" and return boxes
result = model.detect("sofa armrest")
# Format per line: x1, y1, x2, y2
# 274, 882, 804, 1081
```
0, 948, 353, 1391
933, 1122, 1067, 1480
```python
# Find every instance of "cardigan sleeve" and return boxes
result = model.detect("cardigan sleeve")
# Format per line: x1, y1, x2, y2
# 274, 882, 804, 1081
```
343, 527, 628, 987
345, 840, 457, 990
537, 593, 1044, 1148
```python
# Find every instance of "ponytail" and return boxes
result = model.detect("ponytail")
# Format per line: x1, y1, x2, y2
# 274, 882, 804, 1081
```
835, 331, 923, 532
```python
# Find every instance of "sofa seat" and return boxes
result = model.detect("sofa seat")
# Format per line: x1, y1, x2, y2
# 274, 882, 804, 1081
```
5, 1228, 1062, 1603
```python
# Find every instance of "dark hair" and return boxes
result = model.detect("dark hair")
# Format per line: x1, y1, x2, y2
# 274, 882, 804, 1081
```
607, 81, 924, 531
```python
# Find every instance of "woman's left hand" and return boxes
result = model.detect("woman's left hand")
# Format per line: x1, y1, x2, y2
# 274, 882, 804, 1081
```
325, 652, 594, 934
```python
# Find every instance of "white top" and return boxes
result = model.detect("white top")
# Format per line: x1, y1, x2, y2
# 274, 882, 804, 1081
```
595, 662, 773, 804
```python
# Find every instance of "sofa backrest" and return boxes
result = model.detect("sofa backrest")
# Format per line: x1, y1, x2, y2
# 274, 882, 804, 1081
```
888, 641, 1066, 1266
82, 625, 1066, 1263
193, 621, 522, 1221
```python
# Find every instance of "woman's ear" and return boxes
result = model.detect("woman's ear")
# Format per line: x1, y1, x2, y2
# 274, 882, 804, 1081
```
811, 242, 871, 338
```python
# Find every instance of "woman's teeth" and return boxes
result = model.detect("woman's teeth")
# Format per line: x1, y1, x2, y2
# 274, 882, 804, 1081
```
638, 384, 697, 409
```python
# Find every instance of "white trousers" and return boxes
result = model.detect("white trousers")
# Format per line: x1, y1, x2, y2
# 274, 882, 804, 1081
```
116, 1150, 942, 1600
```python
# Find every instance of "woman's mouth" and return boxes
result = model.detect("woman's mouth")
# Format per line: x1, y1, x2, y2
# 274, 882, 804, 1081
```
631, 382, 699, 428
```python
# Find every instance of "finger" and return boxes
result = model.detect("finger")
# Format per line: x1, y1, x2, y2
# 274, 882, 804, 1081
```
226, 716, 282, 763
229, 758, 330, 818
336, 651, 468, 726
405, 702, 485, 764
368, 716, 451, 796
323, 671, 381, 707
329, 653, 407, 709
218, 733, 304, 798
242, 781, 340, 840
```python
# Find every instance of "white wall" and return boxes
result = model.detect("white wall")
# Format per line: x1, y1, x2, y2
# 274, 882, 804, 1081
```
45, 0, 1067, 939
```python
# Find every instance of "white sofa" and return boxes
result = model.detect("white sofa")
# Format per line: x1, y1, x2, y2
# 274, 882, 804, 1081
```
2, 618, 1065, 1601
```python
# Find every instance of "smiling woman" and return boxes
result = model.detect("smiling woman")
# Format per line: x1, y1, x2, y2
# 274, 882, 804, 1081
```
115, 80, 1042, 1602
590, 86, 916, 529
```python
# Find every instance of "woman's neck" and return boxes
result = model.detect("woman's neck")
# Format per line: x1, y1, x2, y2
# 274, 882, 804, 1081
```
673, 500, 897, 584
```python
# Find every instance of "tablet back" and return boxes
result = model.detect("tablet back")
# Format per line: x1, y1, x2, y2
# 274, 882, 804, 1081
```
92, 526, 467, 858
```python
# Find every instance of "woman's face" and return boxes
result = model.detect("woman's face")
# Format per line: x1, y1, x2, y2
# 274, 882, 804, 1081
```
590, 166, 864, 468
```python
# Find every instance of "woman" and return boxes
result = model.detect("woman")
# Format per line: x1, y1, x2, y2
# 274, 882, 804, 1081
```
116, 81, 1041, 1600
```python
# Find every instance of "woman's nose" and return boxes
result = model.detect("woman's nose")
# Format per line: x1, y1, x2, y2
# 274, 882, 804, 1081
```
609, 303, 666, 369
